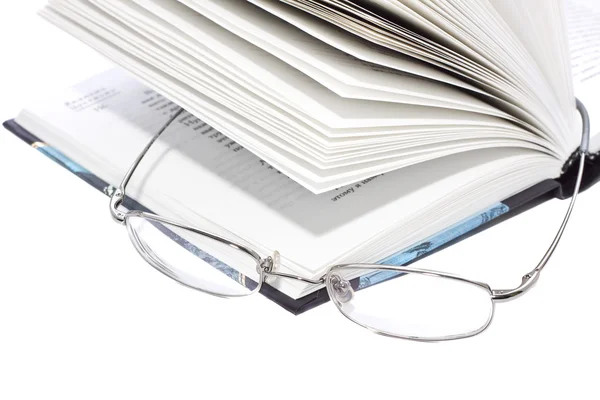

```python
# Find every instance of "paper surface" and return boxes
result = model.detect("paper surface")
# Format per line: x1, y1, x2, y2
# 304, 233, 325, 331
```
568, 0, 600, 152
42, 0, 556, 193
489, 0, 576, 149
182, 0, 503, 116
265, 0, 572, 149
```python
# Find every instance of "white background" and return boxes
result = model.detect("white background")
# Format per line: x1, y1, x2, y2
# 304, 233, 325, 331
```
0, 2, 598, 399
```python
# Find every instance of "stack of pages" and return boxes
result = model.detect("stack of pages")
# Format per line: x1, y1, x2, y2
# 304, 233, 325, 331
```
12, 0, 600, 299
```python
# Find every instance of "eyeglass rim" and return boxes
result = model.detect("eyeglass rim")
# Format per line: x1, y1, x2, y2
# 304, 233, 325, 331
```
124, 210, 266, 298
327, 263, 492, 291
324, 264, 496, 342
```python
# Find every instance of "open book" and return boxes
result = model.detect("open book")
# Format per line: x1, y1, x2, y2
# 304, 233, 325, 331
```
8, 0, 600, 303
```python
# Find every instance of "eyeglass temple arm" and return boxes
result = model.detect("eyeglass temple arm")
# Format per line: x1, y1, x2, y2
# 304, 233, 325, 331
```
491, 99, 590, 302
110, 107, 185, 223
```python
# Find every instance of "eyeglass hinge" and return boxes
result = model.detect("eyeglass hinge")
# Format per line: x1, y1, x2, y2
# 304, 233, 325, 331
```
259, 251, 280, 273
491, 270, 541, 302
109, 188, 127, 224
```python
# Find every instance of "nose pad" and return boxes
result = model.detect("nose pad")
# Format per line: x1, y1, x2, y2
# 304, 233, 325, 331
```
330, 274, 354, 303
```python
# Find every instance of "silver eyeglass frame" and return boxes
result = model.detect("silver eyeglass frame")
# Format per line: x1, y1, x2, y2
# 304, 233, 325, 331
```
109, 100, 591, 342
324, 263, 496, 341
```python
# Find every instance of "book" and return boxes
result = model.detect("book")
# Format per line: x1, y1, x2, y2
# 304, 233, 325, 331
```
5, 0, 600, 312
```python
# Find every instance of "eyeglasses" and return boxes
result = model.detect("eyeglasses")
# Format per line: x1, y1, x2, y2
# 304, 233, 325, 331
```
109, 100, 591, 342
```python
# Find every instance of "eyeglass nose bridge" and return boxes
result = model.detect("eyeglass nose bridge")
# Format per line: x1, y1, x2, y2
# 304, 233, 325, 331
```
260, 251, 327, 285
329, 274, 354, 304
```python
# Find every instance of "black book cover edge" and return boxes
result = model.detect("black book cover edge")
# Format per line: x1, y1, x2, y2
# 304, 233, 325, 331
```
4, 118, 600, 315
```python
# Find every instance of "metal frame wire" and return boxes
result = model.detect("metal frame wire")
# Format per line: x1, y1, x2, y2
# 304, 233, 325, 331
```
109, 100, 591, 341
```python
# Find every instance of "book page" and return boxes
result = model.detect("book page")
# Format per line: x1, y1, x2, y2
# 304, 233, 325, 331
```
175, 0, 503, 117
489, 0, 576, 143
250, 0, 565, 150
249, 0, 482, 94
85, 0, 507, 129
44, 0, 554, 194
568, 0, 600, 152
